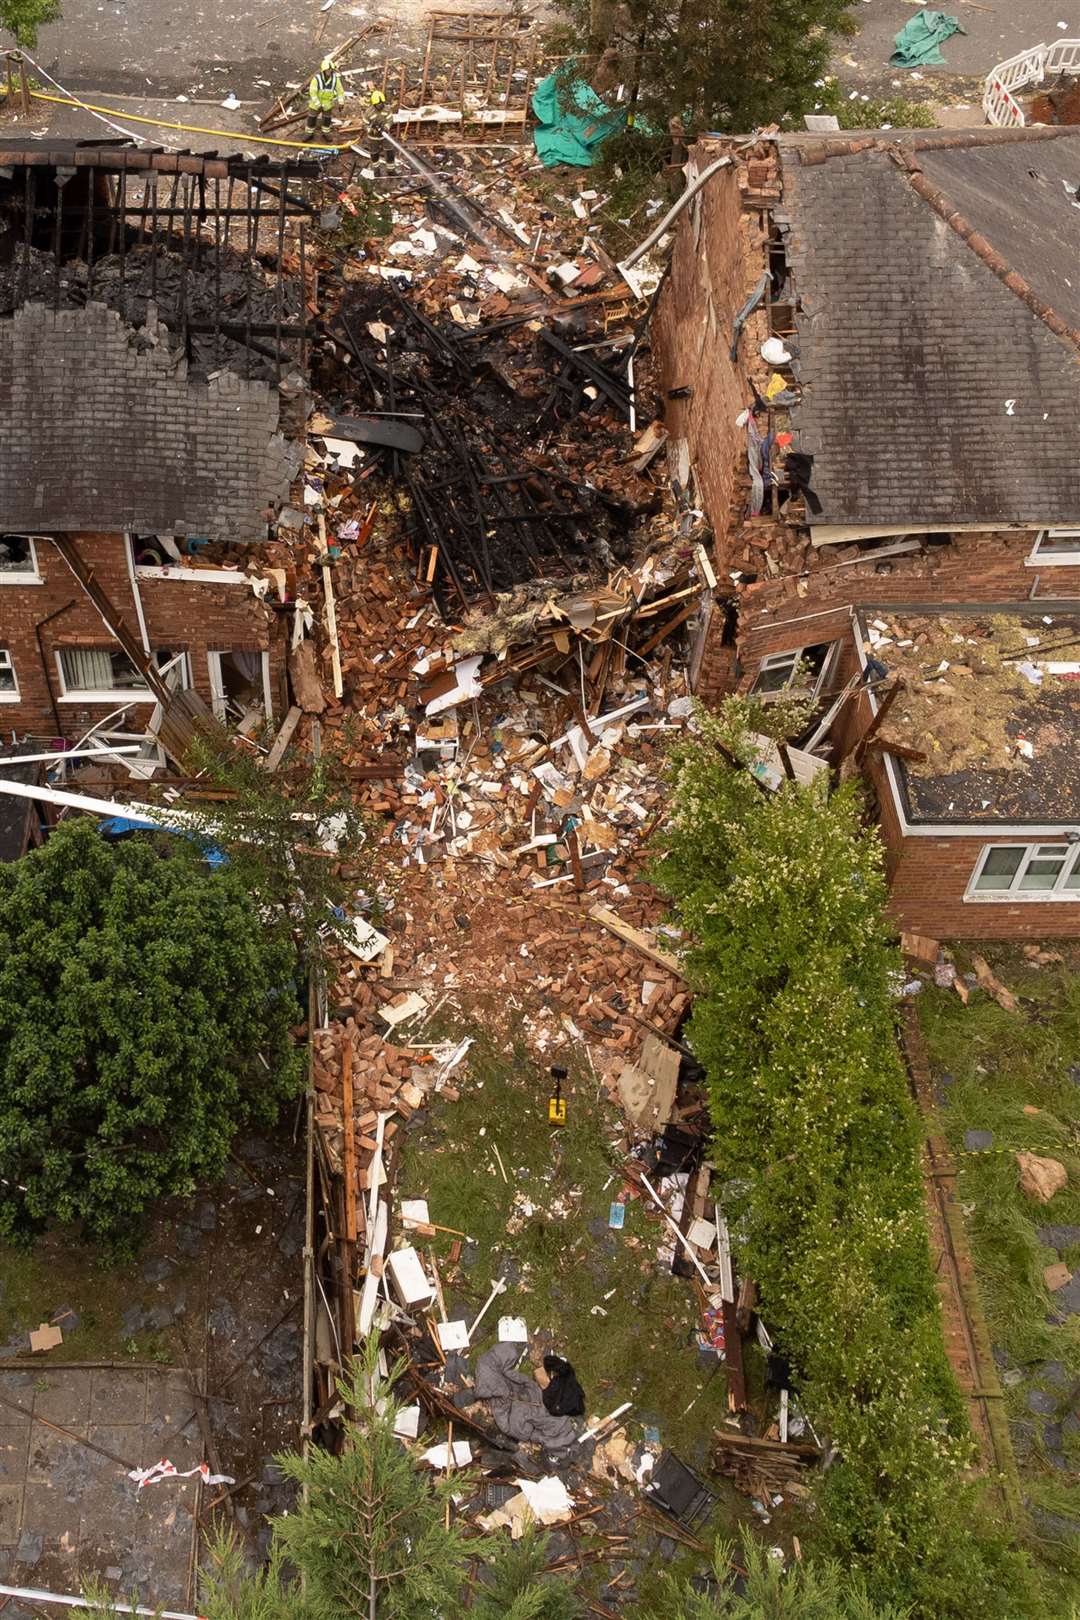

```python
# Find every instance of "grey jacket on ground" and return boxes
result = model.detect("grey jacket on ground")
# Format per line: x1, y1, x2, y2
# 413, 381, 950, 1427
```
472, 1342, 579, 1450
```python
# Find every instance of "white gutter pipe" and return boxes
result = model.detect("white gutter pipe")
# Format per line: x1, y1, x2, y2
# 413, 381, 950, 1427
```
0, 1586, 197, 1620
0, 777, 202, 831
620, 155, 731, 269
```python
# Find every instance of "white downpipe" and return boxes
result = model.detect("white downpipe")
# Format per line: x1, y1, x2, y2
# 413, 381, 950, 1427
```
0, 1586, 197, 1620
0, 777, 203, 830
0, 745, 141, 767
124, 534, 152, 657
620, 156, 732, 270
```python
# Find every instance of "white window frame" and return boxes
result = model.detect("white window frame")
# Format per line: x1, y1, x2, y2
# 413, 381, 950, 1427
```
1025, 528, 1080, 566
751, 640, 841, 702
966, 841, 1080, 901
55, 647, 188, 705
0, 646, 19, 702
207, 649, 273, 723
0, 534, 43, 585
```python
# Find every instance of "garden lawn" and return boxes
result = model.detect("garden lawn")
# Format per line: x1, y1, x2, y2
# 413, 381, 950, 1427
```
918, 945, 1080, 1598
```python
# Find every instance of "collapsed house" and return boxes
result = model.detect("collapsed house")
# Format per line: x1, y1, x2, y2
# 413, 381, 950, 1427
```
0, 140, 318, 758
656, 125, 1080, 938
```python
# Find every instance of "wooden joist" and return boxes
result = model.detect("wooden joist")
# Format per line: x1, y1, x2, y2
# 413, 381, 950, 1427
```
589, 903, 684, 977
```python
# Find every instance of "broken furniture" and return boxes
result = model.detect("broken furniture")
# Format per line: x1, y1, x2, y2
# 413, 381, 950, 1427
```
710, 1427, 821, 1505
642, 1449, 717, 1529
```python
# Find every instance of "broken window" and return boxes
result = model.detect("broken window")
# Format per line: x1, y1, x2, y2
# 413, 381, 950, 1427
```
0, 535, 39, 579
1029, 528, 1080, 564
969, 842, 1080, 898
0, 647, 18, 697
57, 647, 183, 698
208, 649, 270, 722
750, 641, 840, 702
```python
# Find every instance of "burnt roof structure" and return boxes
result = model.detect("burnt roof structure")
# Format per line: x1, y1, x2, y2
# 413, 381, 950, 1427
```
0, 140, 315, 541
774, 127, 1080, 529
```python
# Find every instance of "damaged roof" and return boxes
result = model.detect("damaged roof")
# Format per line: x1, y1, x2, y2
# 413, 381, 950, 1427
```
776, 128, 1080, 529
0, 301, 301, 542
858, 607, 1080, 824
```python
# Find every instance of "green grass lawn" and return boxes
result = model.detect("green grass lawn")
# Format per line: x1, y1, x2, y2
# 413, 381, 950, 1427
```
917, 945, 1080, 1595
402, 1016, 825, 1589
0, 1233, 189, 1363
408, 1023, 736, 1465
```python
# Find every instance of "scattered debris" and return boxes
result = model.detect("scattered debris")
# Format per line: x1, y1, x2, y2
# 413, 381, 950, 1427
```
1017, 1153, 1069, 1204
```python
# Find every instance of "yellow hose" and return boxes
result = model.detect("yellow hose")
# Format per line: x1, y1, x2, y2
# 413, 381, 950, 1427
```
29, 89, 342, 151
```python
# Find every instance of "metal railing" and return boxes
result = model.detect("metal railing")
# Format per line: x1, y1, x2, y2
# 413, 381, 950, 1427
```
983, 38, 1080, 125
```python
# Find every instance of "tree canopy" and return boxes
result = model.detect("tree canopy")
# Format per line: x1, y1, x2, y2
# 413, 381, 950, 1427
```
0, 0, 61, 50
651, 700, 1046, 1619
558, 0, 859, 136
0, 817, 303, 1248
195, 1345, 580, 1620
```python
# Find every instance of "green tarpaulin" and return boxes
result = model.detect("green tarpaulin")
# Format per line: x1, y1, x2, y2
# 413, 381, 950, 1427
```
531, 72, 626, 168
889, 9, 965, 67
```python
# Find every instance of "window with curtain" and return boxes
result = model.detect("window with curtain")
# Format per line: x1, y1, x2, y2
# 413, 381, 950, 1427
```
58, 648, 147, 692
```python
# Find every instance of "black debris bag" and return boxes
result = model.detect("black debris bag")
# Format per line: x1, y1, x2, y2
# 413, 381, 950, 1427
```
542, 1355, 585, 1418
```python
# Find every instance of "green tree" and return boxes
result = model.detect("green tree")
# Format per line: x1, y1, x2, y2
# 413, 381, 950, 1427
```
0, 0, 61, 50
176, 732, 379, 965
554, 0, 858, 136
470, 1529, 580, 1620
639, 1530, 910, 1618
0, 817, 303, 1248
195, 1341, 574, 1620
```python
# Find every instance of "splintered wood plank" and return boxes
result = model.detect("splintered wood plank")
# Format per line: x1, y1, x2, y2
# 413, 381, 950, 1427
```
588, 904, 684, 977
342, 1043, 358, 1245
264, 705, 302, 772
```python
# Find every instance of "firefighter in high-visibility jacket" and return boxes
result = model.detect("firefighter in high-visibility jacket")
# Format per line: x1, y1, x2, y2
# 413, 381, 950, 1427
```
306, 56, 345, 139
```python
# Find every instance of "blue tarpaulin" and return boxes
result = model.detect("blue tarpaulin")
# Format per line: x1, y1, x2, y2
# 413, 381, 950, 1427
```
99, 816, 227, 866
531, 72, 626, 168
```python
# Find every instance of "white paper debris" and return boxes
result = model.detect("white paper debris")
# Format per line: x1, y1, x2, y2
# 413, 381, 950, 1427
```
422, 1440, 472, 1469
516, 1475, 574, 1523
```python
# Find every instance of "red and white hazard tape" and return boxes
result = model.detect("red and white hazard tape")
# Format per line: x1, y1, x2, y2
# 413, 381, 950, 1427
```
128, 1458, 235, 1490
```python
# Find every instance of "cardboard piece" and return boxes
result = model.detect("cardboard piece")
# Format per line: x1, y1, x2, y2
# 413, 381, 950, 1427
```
436, 1319, 470, 1353
339, 914, 390, 962
617, 1032, 680, 1132
394, 1404, 421, 1439
29, 1323, 63, 1354
498, 1315, 529, 1343
422, 1440, 473, 1469
379, 992, 428, 1029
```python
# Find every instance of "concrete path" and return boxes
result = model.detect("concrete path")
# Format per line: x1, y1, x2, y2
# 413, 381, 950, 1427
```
0, 1367, 201, 1612
840, 0, 1078, 95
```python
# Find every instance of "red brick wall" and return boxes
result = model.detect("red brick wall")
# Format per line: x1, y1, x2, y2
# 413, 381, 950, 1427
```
654, 164, 768, 559
738, 530, 1080, 619
738, 605, 856, 666
887, 834, 1080, 940
0, 533, 286, 741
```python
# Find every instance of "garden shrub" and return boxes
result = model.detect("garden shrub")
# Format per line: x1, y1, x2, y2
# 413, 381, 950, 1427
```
653, 703, 1046, 1618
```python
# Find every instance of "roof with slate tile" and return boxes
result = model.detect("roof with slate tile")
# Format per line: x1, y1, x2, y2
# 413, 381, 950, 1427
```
0, 301, 300, 542
770, 128, 1080, 529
